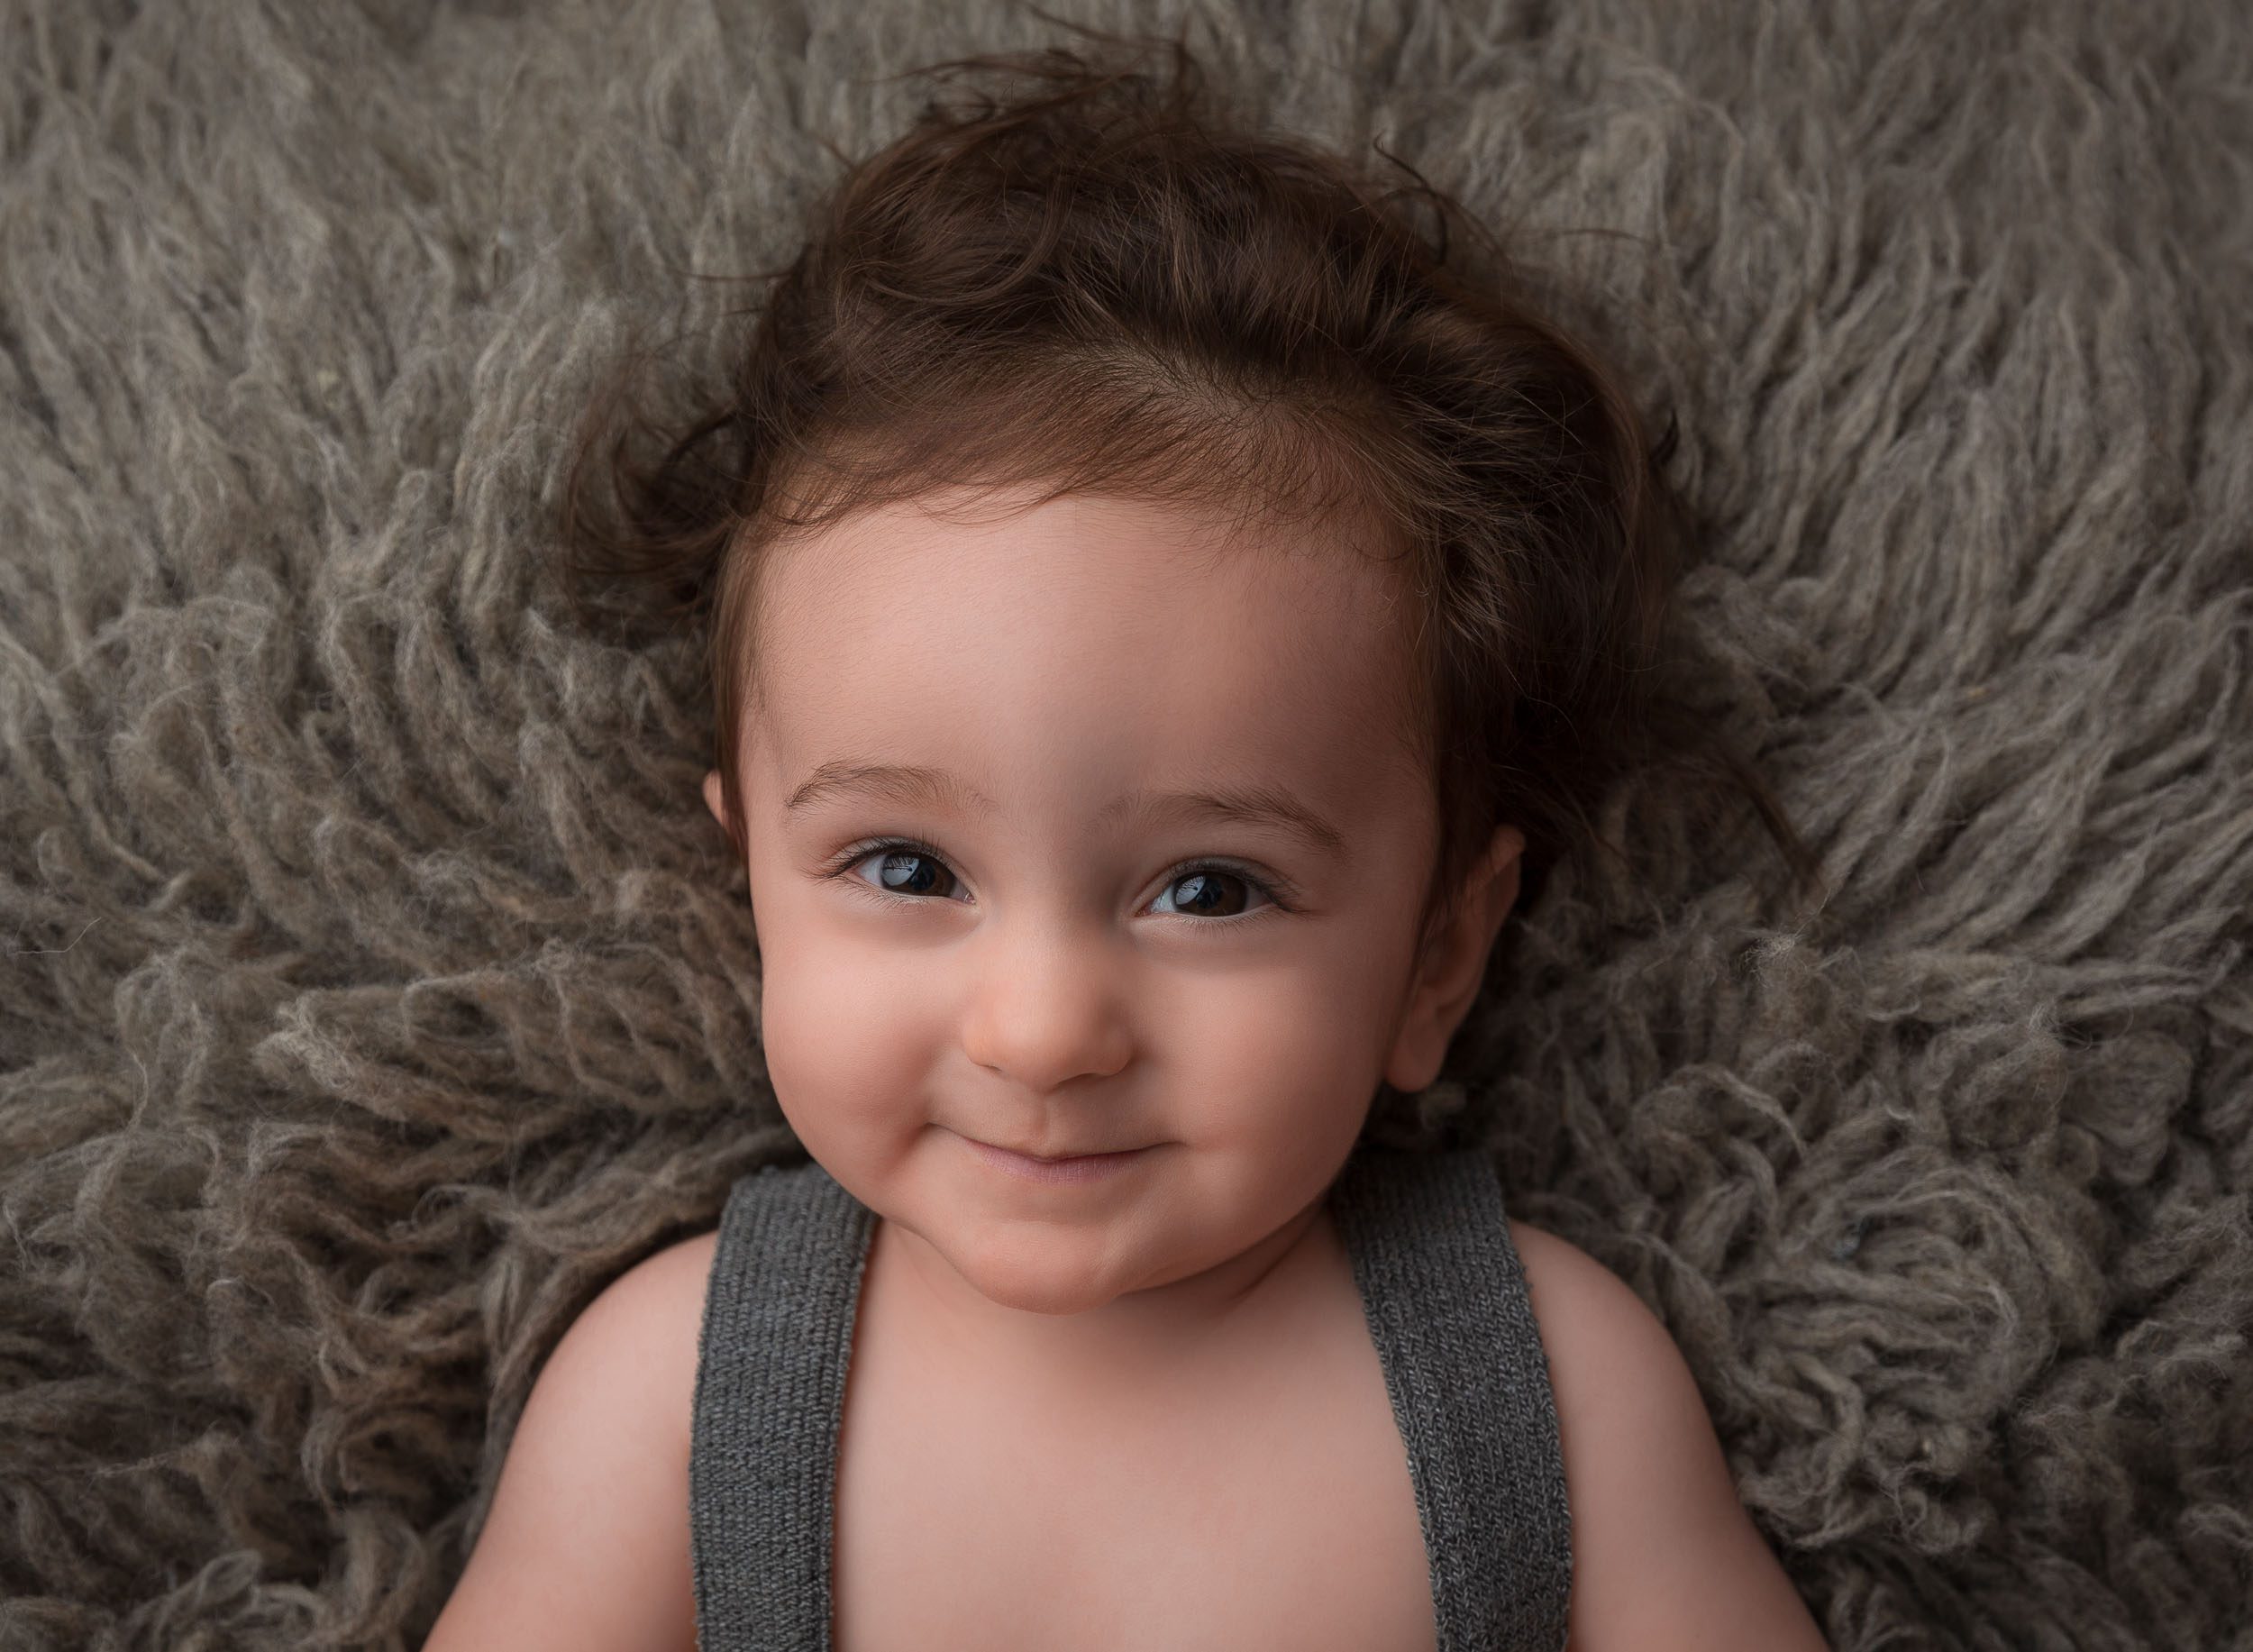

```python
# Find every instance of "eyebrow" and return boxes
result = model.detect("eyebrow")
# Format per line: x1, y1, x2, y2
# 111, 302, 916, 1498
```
782, 760, 1348, 861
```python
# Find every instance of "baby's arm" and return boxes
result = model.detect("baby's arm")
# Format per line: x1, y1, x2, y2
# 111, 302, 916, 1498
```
421, 1234, 715, 1652
1509, 1223, 1832, 1652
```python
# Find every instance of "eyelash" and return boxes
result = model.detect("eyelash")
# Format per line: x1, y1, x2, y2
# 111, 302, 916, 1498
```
817, 835, 1296, 927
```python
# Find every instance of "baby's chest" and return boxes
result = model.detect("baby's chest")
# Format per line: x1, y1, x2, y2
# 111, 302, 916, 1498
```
829, 1302, 1438, 1652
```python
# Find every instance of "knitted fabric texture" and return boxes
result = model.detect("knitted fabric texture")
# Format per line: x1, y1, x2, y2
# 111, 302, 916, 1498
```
689, 1146, 1571, 1652
1328, 1146, 1574, 1651
690, 1162, 878, 1650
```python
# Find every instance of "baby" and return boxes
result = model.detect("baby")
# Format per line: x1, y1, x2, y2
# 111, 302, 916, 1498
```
425, 36, 1830, 1652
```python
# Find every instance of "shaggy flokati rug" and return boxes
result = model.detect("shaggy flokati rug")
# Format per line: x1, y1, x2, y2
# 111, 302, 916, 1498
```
3, 0, 2248, 1647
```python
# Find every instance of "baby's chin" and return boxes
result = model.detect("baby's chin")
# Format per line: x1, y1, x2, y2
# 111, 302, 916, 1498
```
960, 1270, 1136, 1319
910, 1218, 1176, 1318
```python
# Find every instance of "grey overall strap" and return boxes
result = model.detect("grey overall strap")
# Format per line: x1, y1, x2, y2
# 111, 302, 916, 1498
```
1327, 1145, 1576, 1652
689, 1159, 874, 1652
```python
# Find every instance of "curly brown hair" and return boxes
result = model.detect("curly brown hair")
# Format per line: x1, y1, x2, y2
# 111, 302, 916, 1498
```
555, 30, 1823, 972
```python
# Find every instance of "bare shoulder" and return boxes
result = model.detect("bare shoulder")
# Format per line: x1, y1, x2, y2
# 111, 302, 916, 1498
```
557, 1227, 720, 1436
1503, 1220, 1830, 1652
638, 1227, 724, 1338
611, 1227, 725, 1452
421, 1228, 723, 1652
1505, 1218, 1679, 1407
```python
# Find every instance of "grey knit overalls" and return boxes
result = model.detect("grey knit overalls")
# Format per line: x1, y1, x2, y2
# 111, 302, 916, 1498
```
689, 1144, 1573, 1651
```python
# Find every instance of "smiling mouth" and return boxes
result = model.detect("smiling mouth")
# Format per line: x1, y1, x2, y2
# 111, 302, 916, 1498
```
978, 1140, 1145, 1162
962, 1136, 1157, 1184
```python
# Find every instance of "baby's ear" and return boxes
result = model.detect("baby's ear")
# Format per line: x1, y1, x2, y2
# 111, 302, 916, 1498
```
1485, 825, 1527, 924
702, 770, 730, 830
1384, 823, 1534, 1095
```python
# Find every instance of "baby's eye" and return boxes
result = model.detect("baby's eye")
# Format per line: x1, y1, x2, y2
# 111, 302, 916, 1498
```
853, 844, 962, 902
1148, 866, 1271, 920
832, 842, 1280, 922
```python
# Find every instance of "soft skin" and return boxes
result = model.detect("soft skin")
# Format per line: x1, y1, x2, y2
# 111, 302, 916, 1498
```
424, 483, 1833, 1651
700, 486, 1524, 1391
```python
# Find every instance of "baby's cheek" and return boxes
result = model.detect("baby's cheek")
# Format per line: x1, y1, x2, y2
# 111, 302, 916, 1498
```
755, 955, 920, 1145
1178, 969, 1385, 1153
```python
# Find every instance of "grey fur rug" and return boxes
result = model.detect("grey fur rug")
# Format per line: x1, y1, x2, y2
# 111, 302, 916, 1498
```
3, 1, 2248, 1647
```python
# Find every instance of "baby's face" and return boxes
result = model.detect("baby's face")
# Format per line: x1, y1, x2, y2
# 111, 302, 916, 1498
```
707, 487, 1513, 1324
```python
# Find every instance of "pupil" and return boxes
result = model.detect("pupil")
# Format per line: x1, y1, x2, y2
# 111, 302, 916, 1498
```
880, 853, 944, 896
1175, 871, 1241, 917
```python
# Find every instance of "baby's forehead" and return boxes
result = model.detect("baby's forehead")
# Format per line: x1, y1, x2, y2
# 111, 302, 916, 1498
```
757, 501, 1410, 707
745, 497, 1423, 799
757, 488, 1408, 652
762, 485, 1392, 588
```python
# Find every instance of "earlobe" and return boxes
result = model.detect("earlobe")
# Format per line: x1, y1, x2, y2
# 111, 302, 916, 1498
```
702, 770, 729, 830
